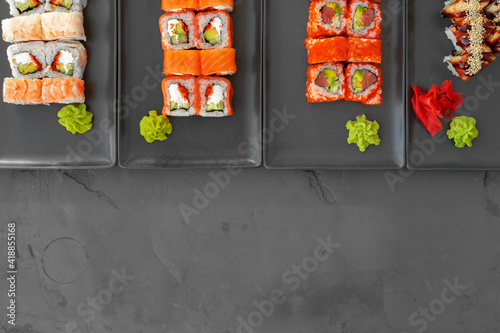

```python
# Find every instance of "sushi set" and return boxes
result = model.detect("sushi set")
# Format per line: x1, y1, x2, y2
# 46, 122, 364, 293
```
3, 0, 500, 169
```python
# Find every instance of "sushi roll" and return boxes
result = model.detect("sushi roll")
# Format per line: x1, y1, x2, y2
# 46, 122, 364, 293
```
6, 0, 46, 17
198, 0, 233, 12
162, 76, 198, 117
162, 0, 199, 12
487, 26, 500, 53
7, 42, 46, 79
45, 41, 87, 79
200, 48, 236, 75
307, 0, 348, 38
445, 20, 495, 52
197, 76, 234, 117
44, 0, 87, 12
160, 10, 196, 51
444, 45, 497, 81
3, 78, 44, 105
2, 14, 44, 42
442, 0, 490, 26
345, 63, 382, 105
195, 11, 233, 50
485, 0, 500, 24
347, 37, 382, 64
346, 0, 381, 39
164, 50, 202, 76
41, 78, 85, 104
306, 63, 345, 103
41, 12, 86, 41
305, 37, 349, 64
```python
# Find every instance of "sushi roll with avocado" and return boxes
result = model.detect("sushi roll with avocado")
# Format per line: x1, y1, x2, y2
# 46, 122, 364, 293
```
345, 63, 382, 105
44, 0, 87, 12
444, 45, 497, 81
196, 76, 233, 117
7, 42, 47, 79
160, 10, 197, 51
307, 0, 348, 38
195, 11, 233, 50
346, 0, 381, 39
44, 41, 87, 79
6, 0, 46, 16
306, 63, 345, 103
162, 76, 198, 117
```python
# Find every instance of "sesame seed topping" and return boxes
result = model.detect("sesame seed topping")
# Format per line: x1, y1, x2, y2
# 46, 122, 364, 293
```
464, 0, 485, 76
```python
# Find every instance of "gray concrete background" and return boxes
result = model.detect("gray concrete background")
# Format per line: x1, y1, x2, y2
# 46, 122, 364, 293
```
1, 168, 500, 333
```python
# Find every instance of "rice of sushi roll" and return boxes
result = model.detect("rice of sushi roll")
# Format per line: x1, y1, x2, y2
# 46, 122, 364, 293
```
307, 0, 348, 38
196, 76, 233, 117
6, 0, 46, 17
195, 11, 233, 50
346, 0, 381, 39
160, 10, 197, 51
445, 19, 495, 52
162, 76, 198, 117
444, 44, 497, 81
306, 63, 345, 103
487, 26, 500, 53
7, 42, 46, 79
442, 0, 490, 26
44, 41, 87, 79
485, 0, 500, 24
198, 0, 234, 12
44, 0, 87, 12
344, 63, 382, 105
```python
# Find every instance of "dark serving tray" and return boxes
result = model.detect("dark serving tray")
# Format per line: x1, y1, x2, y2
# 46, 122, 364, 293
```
407, 0, 500, 170
263, 0, 405, 169
118, 0, 262, 169
0, 0, 117, 169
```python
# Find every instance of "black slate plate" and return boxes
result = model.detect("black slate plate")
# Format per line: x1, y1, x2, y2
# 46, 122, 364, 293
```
118, 0, 262, 169
0, 0, 117, 169
263, 0, 405, 170
407, 0, 500, 170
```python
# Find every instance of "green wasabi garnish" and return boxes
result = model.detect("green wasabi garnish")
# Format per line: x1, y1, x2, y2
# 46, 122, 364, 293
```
140, 110, 173, 143
58, 104, 93, 135
447, 116, 478, 148
346, 114, 381, 152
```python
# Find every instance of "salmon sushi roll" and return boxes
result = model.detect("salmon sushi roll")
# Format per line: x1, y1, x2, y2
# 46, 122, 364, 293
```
345, 63, 382, 105
42, 78, 85, 104
2, 14, 43, 42
347, 37, 382, 63
442, 0, 491, 26
3, 78, 44, 105
485, 0, 500, 24
306, 63, 345, 103
346, 1, 381, 39
45, 41, 87, 79
307, 0, 349, 38
160, 10, 196, 51
196, 76, 234, 117
7, 42, 46, 79
195, 11, 233, 50
41, 12, 86, 41
444, 45, 497, 81
200, 48, 236, 75
198, 0, 233, 12
6, 0, 46, 17
487, 26, 500, 53
445, 20, 495, 52
44, 0, 87, 12
164, 50, 202, 75
305, 37, 348, 64
162, 76, 199, 117
162, 0, 199, 12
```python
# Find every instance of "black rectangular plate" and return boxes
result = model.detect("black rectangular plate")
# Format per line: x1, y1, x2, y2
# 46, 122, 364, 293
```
263, 0, 405, 169
118, 0, 262, 169
0, 0, 117, 169
407, 0, 500, 170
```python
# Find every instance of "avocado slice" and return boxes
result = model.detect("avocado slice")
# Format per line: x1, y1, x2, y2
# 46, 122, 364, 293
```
353, 6, 368, 31
204, 28, 220, 45
175, 23, 186, 36
55, 63, 73, 76
52, 0, 72, 9
170, 101, 190, 111
18, 63, 39, 75
351, 69, 365, 94
323, 69, 340, 93
207, 101, 224, 112
326, 2, 342, 18
17, 0, 40, 12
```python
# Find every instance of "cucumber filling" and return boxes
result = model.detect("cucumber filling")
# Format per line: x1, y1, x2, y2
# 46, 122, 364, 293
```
203, 18, 223, 45
50, 0, 73, 10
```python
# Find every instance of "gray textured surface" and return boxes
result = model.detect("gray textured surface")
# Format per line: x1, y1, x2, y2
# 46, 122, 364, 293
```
1, 168, 500, 333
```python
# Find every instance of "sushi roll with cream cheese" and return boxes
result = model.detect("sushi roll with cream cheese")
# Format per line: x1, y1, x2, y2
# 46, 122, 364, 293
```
44, 0, 87, 12
196, 76, 233, 117
6, 0, 45, 16
162, 76, 198, 117
195, 11, 233, 50
160, 10, 196, 51
7, 42, 46, 79
44, 41, 87, 79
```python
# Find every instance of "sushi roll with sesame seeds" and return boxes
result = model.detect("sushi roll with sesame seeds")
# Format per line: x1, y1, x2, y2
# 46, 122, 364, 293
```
306, 63, 345, 103
487, 26, 500, 53
485, 0, 500, 24
445, 19, 495, 52
5, 0, 45, 16
444, 44, 497, 81
160, 10, 197, 50
442, 0, 490, 26
346, 0, 381, 39
345, 63, 382, 105
307, 0, 349, 38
